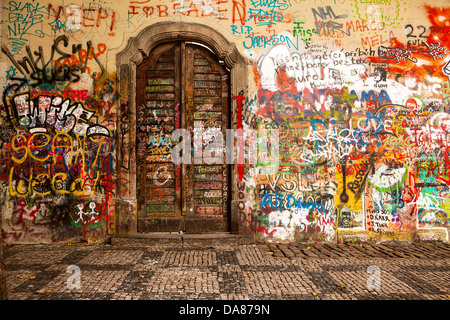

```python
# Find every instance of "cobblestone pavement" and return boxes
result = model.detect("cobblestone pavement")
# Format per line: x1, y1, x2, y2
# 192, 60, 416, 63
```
3, 241, 450, 300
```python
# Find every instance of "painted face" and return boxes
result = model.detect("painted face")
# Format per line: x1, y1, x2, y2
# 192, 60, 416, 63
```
370, 165, 406, 189
368, 164, 408, 216
340, 210, 352, 228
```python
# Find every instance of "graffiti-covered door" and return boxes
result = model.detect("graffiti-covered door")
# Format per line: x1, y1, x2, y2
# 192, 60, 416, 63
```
136, 41, 230, 233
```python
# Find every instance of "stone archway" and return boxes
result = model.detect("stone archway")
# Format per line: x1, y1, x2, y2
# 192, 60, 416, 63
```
115, 22, 249, 235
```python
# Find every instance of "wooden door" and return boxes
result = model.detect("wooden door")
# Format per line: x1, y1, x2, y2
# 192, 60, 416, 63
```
136, 41, 230, 233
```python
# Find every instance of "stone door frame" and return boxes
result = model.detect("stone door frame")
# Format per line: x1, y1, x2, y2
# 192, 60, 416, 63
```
115, 22, 249, 235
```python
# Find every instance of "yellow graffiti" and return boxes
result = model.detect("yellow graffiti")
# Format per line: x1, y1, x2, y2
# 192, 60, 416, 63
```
9, 167, 33, 197
28, 132, 51, 162
8, 130, 107, 197
11, 134, 28, 164
32, 173, 51, 196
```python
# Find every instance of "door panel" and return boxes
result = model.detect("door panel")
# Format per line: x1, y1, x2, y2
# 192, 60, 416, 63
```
136, 42, 182, 232
136, 42, 230, 233
184, 44, 230, 233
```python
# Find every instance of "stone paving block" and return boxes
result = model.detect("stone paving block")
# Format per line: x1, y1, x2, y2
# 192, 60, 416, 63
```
12, 270, 61, 293
323, 245, 348, 258
314, 247, 339, 258
411, 244, 445, 258
77, 249, 144, 265
421, 294, 450, 300
341, 245, 370, 258
353, 293, 426, 300
281, 249, 295, 257
390, 271, 443, 295
369, 244, 400, 256
5, 249, 69, 265
409, 271, 450, 293
3, 243, 450, 301
117, 271, 154, 292
216, 251, 240, 265
161, 249, 217, 266
322, 293, 358, 300
289, 254, 309, 260
6, 263, 48, 272
5, 269, 43, 293
243, 270, 318, 295
303, 270, 345, 294
218, 271, 247, 294
59, 251, 92, 265
147, 267, 220, 295
220, 293, 250, 300
28, 292, 115, 300
435, 243, 450, 254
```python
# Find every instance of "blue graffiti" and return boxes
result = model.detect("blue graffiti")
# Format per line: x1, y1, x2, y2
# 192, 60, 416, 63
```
260, 192, 325, 212
5, 1, 47, 55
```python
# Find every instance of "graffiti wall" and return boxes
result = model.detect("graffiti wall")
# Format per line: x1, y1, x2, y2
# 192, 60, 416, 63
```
241, 0, 450, 243
1, 0, 450, 243
0, 6, 118, 242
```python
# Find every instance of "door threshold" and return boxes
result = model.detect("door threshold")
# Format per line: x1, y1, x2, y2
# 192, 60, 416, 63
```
110, 233, 253, 245
136, 232, 233, 238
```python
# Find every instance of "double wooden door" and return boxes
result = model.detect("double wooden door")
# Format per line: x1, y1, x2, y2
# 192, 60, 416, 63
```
136, 41, 230, 233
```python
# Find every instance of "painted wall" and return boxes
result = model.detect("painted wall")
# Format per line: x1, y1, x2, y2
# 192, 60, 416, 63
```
1, 0, 449, 243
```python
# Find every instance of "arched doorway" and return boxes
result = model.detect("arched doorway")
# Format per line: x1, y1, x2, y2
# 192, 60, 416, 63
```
135, 41, 230, 233
116, 22, 248, 235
